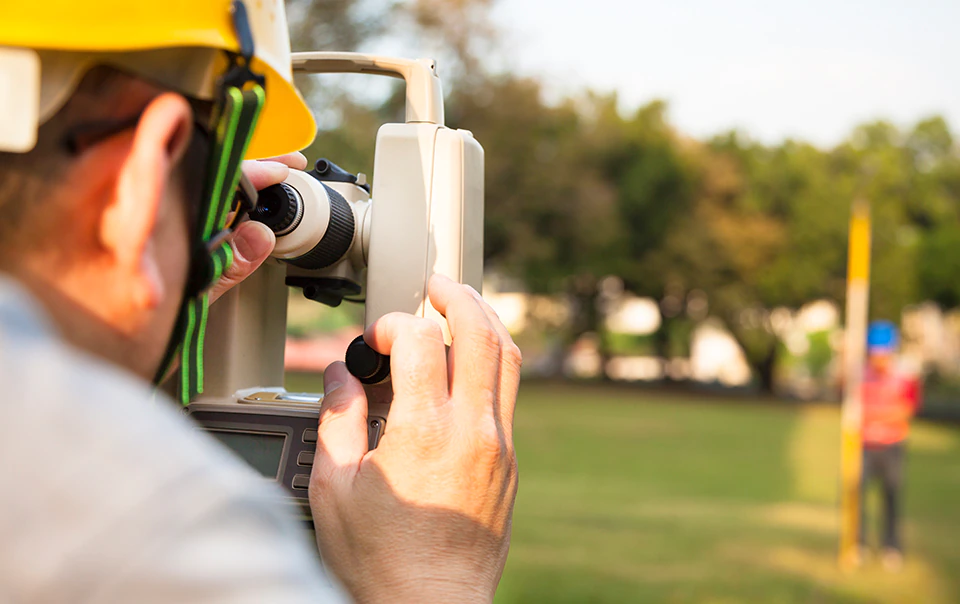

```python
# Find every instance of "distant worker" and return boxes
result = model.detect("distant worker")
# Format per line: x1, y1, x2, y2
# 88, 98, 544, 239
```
859, 320, 922, 571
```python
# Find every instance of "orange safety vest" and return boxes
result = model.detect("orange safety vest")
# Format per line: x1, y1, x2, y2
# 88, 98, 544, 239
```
861, 368, 921, 446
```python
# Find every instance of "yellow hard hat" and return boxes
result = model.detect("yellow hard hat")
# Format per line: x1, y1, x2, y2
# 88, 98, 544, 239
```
0, 0, 316, 159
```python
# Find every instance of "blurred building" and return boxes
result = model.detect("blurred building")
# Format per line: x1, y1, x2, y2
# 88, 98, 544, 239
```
482, 290, 528, 334
689, 321, 752, 386
605, 296, 661, 334
284, 273, 960, 402
902, 303, 960, 377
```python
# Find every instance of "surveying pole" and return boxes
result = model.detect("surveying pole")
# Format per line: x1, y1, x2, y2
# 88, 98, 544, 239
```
839, 198, 871, 570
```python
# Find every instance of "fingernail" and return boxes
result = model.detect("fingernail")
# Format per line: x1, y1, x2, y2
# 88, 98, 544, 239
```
233, 222, 275, 262
292, 151, 309, 170
324, 361, 349, 394
256, 160, 290, 180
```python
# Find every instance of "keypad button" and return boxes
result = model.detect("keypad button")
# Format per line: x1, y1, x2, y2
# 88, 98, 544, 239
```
291, 474, 310, 490
302, 429, 318, 444
297, 451, 315, 466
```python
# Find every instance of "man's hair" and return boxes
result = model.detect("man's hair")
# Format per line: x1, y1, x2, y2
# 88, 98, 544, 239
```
0, 65, 205, 256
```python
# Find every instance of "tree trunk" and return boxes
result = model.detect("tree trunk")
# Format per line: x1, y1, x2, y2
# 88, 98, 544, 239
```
726, 317, 779, 394
654, 316, 675, 384
755, 343, 777, 394
567, 275, 611, 380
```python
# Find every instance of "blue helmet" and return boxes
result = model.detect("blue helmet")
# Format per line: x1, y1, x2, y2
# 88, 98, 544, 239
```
867, 320, 899, 352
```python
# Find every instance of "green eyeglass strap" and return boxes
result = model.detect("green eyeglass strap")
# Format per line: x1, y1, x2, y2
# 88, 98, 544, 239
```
178, 84, 265, 405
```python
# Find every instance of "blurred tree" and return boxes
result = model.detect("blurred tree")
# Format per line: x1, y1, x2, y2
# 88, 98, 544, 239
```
448, 80, 625, 372
918, 226, 960, 308
287, 0, 392, 51
651, 117, 960, 392
908, 117, 960, 308
592, 100, 698, 372
709, 136, 849, 391
292, 0, 500, 169
282, 1, 960, 392
404, 0, 499, 82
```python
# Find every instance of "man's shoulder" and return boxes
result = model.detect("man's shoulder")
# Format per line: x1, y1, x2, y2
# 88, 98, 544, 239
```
0, 281, 337, 600
0, 298, 265, 510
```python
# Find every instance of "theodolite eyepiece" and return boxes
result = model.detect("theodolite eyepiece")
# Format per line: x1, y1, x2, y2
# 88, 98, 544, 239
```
250, 164, 360, 271
251, 183, 304, 236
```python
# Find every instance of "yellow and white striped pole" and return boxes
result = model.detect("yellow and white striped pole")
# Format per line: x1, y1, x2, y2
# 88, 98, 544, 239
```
839, 198, 871, 570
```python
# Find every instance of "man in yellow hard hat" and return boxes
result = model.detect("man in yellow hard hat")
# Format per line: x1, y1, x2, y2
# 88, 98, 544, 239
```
0, 2, 520, 601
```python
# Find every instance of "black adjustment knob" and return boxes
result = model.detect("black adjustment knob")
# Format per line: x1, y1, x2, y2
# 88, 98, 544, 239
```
249, 183, 303, 236
310, 158, 370, 192
345, 335, 390, 385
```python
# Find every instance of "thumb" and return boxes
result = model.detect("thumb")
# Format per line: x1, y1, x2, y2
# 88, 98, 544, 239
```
313, 362, 369, 486
207, 221, 276, 304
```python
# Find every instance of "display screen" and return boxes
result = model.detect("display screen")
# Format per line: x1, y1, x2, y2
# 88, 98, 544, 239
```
210, 431, 286, 479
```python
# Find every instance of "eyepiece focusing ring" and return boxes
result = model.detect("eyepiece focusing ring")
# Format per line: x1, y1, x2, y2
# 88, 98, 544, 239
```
249, 183, 304, 236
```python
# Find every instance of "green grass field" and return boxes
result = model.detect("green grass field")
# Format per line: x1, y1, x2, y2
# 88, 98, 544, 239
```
496, 383, 960, 603
285, 374, 960, 602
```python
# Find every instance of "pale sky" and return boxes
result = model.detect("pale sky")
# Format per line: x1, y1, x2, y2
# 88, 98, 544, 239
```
486, 0, 960, 146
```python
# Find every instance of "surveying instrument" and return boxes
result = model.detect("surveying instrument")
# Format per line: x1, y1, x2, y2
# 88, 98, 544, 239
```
186, 52, 484, 524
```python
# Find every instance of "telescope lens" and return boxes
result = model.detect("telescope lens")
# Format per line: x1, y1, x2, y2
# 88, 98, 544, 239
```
250, 183, 304, 236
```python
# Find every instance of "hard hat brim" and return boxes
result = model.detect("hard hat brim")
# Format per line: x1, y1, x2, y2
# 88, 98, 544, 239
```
248, 57, 316, 159
3, 0, 317, 159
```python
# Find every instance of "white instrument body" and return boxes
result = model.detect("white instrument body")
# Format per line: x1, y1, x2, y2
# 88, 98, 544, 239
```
188, 53, 484, 513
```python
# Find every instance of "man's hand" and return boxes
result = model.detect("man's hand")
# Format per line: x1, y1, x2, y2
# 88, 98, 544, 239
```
310, 275, 522, 603
207, 152, 308, 304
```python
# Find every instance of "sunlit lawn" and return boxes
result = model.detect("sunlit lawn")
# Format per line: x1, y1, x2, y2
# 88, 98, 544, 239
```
285, 374, 960, 603
496, 382, 960, 603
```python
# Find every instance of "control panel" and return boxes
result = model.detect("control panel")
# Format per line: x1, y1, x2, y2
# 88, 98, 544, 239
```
188, 392, 385, 523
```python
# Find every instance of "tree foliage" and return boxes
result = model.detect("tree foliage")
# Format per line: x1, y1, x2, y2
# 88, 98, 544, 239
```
288, 0, 960, 391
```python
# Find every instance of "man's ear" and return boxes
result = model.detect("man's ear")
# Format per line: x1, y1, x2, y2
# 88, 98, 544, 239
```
100, 92, 193, 311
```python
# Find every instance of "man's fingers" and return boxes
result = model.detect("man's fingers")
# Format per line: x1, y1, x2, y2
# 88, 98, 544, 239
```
241, 152, 308, 190
427, 274, 500, 409
313, 362, 369, 485
364, 313, 449, 412
208, 221, 275, 305
207, 155, 306, 304
267, 152, 309, 171
466, 287, 523, 440
241, 160, 290, 191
